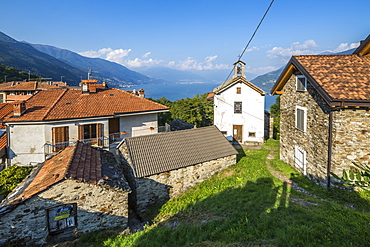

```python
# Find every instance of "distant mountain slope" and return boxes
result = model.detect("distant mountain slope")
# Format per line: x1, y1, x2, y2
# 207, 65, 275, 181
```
0, 31, 84, 85
30, 44, 165, 87
136, 67, 206, 83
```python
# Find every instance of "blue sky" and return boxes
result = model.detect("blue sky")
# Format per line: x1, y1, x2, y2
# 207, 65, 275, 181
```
1, 0, 369, 77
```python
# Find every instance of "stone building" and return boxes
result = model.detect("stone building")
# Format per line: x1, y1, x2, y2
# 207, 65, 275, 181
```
210, 61, 266, 145
0, 142, 130, 246
117, 125, 237, 213
270, 35, 370, 187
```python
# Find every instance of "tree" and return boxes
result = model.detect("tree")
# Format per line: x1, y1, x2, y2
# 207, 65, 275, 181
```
269, 96, 280, 139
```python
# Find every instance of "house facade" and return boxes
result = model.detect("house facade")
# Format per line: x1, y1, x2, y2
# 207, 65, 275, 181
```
212, 61, 266, 144
271, 35, 370, 187
2, 83, 169, 166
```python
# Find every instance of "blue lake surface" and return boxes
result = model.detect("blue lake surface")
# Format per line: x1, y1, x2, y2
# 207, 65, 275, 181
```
123, 83, 277, 111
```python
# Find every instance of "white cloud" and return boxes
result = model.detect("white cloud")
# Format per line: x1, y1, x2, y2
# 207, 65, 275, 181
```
169, 56, 230, 71
331, 42, 360, 53
245, 46, 259, 52
124, 57, 163, 68
267, 40, 317, 58
79, 48, 131, 64
142, 52, 151, 58
79, 48, 230, 70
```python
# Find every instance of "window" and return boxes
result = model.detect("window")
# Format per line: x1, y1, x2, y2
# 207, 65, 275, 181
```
248, 132, 256, 137
234, 101, 242, 114
296, 106, 306, 132
78, 123, 103, 146
52, 126, 69, 152
294, 145, 306, 175
236, 87, 241, 94
296, 75, 307, 92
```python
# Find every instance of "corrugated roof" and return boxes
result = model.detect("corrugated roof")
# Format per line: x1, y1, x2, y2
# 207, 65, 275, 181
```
2, 88, 169, 122
125, 125, 237, 178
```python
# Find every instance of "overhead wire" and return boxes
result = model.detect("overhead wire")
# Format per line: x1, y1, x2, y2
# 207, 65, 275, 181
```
223, 0, 275, 83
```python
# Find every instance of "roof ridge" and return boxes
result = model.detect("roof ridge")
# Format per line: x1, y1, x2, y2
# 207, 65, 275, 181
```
41, 89, 68, 120
118, 88, 170, 109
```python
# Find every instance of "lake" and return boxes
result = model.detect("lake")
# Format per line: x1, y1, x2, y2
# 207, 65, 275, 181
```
122, 83, 277, 111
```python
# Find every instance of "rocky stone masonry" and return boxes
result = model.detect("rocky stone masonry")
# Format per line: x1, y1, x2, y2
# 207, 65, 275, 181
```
0, 179, 129, 245
118, 143, 236, 214
280, 73, 370, 186
331, 109, 370, 176
280, 73, 331, 186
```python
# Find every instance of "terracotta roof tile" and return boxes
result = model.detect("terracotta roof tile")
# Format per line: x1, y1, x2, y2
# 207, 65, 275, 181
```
14, 142, 103, 201
0, 103, 14, 127
0, 132, 6, 151
294, 55, 370, 101
3, 88, 169, 122
0, 81, 60, 91
125, 126, 237, 178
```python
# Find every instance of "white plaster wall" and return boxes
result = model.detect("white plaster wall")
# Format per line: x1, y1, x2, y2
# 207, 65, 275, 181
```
120, 113, 158, 137
214, 82, 265, 143
8, 124, 46, 165
8, 114, 158, 166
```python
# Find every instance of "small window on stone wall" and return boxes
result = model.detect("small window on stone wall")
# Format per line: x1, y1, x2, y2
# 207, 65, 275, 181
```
296, 75, 307, 92
248, 132, 256, 137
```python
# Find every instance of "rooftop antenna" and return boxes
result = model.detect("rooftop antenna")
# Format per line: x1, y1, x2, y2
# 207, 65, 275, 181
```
87, 69, 99, 80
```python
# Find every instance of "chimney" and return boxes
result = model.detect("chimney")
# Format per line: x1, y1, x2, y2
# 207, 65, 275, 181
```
138, 89, 145, 98
81, 79, 99, 94
13, 101, 26, 116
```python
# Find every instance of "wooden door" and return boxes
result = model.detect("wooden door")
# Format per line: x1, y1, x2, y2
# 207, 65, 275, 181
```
109, 118, 120, 134
233, 125, 243, 142
52, 126, 69, 152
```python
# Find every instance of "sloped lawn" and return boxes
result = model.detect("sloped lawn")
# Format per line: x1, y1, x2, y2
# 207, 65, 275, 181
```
75, 139, 370, 247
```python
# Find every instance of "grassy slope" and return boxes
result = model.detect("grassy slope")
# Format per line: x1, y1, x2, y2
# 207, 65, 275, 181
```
77, 140, 370, 247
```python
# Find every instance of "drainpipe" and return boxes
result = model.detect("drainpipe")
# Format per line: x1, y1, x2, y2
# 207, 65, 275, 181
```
327, 109, 333, 188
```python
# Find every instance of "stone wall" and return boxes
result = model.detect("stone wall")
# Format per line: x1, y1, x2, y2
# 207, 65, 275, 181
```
280, 73, 331, 186
331, 109, 370, 177
0, 179, 129, 246
117, 144, 236, 214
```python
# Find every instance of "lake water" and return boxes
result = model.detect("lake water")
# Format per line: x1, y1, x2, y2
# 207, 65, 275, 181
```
123, 83, 277, 111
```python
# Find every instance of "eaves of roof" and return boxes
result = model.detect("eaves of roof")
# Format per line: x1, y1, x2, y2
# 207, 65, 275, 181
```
353, 34, 370, 57
270, 55, 370, 108
214, 76, 266, 95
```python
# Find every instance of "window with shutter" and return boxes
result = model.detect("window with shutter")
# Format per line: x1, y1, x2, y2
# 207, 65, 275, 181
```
236, 87, 241, 94
52, 126, 69, 152
294, 145, 306, 175
296, 106, 306, 132
296, 75, 307, 92
78, 123, 103, 146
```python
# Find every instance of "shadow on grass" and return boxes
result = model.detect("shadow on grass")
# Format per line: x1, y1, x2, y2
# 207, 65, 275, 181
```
106, 176, 370, 247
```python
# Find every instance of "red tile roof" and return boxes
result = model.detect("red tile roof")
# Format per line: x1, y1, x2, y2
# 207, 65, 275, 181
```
0, 132, 6, 151
0, 103, 14, 127
2, 88, 169, 122
14, 142, 103, 202
294, 55, 370, 101
0, 81, 60, 91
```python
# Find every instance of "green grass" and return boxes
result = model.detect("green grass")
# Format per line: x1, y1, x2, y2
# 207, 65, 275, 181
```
75, 139, 370, 246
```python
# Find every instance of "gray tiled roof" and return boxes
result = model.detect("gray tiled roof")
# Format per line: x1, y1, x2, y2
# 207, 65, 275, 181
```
125, 125, 238, 178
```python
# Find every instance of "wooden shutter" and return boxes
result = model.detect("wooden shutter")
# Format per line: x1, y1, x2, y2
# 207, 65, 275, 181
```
52, 126, 69, 152
97, 123, 103, 146
78, 125, 83, 140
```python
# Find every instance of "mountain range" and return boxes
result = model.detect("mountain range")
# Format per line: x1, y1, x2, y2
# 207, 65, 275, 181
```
0, 31, 356, 91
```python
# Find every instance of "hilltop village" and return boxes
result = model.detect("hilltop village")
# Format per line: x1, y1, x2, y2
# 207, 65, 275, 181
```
0, 34, 369, 245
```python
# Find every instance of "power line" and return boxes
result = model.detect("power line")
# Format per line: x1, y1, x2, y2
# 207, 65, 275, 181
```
224, 0, 275, 82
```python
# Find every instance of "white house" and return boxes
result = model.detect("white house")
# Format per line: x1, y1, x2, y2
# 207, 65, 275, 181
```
211, 61, 266, 144
1, 81, 169, 166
